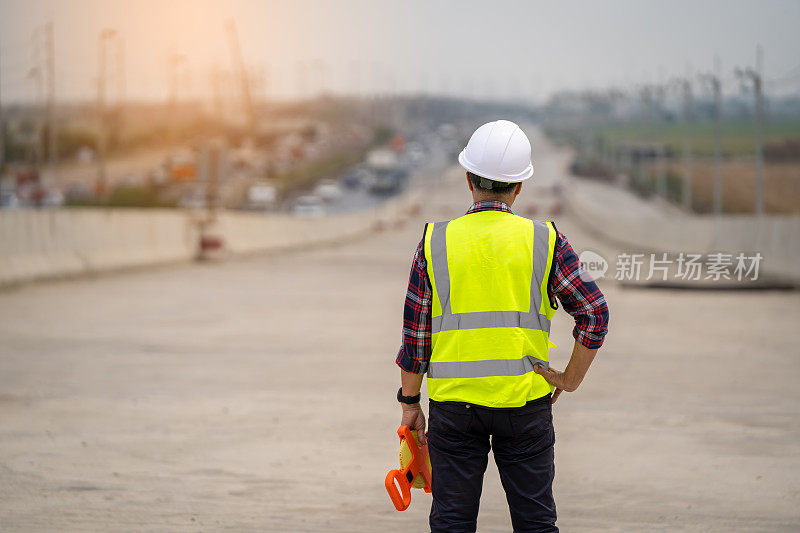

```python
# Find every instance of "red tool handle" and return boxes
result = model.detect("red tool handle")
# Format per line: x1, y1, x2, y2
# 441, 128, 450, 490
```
385, 425, 432, 511
385, 468, 413, 511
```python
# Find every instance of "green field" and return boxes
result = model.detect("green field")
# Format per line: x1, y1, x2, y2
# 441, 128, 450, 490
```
592, 118, 800, 157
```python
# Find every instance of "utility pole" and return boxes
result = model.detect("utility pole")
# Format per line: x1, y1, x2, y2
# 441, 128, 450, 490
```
0, 38, 5, 176
97, 29, 116, 196
651, 84, 667, 200
679, 69, 694, 212
116, 34, 125, 134
226, 19, 255, 132
736, 46, 765, 216
30, 28, 44, 169
755, 47, 765, 216
45, 21, 57, 169
699, 56, 723, 216
606, 89, 624, 176
639, 85, 658, 195
117, 35, 125, 104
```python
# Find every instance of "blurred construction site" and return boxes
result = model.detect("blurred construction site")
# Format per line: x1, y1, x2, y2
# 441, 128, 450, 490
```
1, 0, 799, 531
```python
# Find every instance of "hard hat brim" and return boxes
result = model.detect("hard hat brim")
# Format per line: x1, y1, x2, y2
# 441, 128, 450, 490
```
458, 149, 534, 183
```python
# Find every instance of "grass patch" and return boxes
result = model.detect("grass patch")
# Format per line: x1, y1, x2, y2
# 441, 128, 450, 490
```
65, 185, 175, 208
594, 119, 800, 157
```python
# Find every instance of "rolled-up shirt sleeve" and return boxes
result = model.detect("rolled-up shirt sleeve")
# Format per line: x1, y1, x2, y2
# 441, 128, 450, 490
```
395, 236, 432, 374
550, 232, 610, 349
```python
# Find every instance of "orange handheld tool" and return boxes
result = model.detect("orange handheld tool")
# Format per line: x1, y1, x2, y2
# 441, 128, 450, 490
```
385, 425, 432, 511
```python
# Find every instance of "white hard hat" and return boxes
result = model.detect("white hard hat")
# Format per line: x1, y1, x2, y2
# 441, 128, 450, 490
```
457, 120, 534, 183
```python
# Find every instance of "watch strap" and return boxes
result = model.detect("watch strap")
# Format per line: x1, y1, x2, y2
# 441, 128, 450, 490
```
397, 387, 421, 404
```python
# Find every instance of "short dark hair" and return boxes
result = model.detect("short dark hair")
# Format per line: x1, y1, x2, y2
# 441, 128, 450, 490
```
467, 172, 517, 194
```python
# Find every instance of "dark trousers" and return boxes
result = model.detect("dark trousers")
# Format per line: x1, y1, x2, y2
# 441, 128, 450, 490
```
427, 395, 557, 533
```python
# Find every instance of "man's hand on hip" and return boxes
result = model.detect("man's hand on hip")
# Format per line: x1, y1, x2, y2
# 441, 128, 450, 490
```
400, 404, 427, 445
533, 341, 599, 404
533, 365, 568, 404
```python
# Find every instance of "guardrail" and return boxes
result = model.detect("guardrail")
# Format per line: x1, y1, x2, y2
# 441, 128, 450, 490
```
0, 191, 422, 287
564, 179, 800, 283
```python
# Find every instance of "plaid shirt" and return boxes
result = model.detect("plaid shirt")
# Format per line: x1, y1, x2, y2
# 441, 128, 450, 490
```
396, 200, 610, 374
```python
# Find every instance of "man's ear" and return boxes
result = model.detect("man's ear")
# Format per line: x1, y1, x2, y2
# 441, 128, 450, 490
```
514, 182, 522, 196
466, 173, 474, 192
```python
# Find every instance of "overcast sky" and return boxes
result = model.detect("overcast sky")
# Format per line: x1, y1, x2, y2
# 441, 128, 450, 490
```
1, 0, 799, 104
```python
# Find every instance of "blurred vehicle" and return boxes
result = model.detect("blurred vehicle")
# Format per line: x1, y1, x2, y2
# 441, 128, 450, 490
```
291, 195, 325, 217
370, 169, 407, 194
0, 191, 20, 208
41, 188, 64, 207
365, 148, 406, 194
178, 190, 207, 209
366, 148, 398, 170
244, 182, 277, 211
75, 146, 95, 164
342, 167, 371, 189
9, 167, 61, 207
342, 169, 360, 189
0, 180, 19, 208
167, 150, 198, 183
313, 179, 343, 202
403, 141, 427, 168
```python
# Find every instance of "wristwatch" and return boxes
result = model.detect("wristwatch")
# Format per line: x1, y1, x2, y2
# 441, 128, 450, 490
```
397, 387, 421, 405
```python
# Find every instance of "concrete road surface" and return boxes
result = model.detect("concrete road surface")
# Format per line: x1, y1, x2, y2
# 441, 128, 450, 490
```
1, 136, 799, 532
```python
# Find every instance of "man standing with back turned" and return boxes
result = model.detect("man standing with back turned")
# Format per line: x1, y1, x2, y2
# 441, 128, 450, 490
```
395, 120, 609, 532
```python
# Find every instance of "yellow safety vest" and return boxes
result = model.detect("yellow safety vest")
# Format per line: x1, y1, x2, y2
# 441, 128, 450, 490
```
424, 210, 558, 408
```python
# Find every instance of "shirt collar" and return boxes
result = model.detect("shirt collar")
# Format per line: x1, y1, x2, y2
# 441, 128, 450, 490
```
466, 200, 513, 215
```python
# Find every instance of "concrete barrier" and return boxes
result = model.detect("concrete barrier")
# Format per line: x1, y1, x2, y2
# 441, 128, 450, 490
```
0, 191, 422, 287
564, 179, 800, 282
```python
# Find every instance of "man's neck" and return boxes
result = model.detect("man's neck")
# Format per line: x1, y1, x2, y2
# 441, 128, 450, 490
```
472, 196, 514, 206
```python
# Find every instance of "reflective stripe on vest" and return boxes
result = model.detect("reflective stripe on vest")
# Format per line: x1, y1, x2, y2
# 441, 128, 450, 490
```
428, 355, 549, 379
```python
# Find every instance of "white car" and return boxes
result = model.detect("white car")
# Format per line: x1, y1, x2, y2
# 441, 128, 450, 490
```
313, 179, 342, 202
292, 195, 325, 218
246, 183, 277, 210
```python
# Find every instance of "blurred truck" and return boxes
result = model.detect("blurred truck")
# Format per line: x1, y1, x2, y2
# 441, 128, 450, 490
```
365, 148, 407, 195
